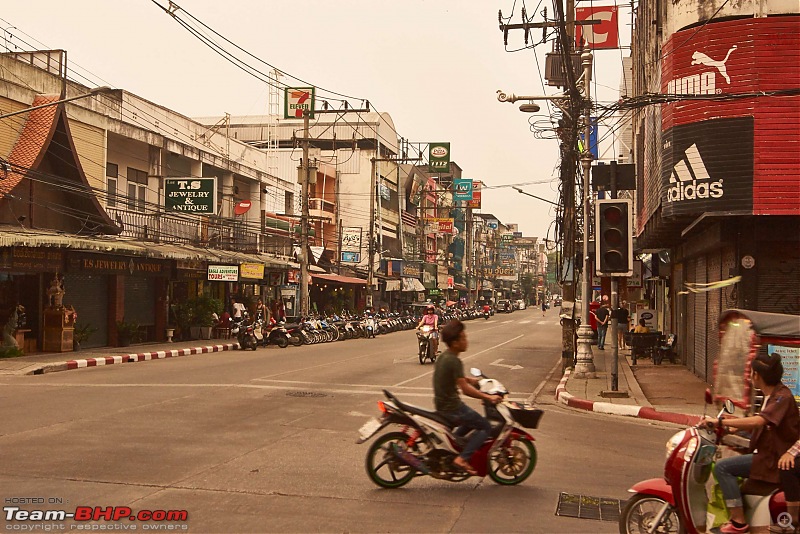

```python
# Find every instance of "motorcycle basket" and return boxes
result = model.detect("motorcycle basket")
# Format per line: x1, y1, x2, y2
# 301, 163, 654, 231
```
507, 403, 544, 429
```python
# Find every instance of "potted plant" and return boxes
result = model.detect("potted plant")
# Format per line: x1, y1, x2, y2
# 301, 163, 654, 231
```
194, 294, 223, 340
171, 302, 193, 341
73, 322, 98, 351
115, 319, 140, 347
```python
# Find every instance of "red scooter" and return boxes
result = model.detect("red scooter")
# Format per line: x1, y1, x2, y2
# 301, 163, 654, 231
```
620, 395, 789, 533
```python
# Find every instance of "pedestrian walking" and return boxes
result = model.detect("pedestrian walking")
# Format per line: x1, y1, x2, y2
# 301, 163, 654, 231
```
541, 300, 546, 316
614, 300, 630, 348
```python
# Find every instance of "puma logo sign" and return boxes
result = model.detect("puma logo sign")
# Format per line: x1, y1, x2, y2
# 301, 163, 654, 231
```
691, 45, 738, 84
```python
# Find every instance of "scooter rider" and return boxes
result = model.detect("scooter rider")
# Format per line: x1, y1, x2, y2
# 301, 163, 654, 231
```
417, 304, 440, 355
433, 320, 502, 475
709, 352, 800, 534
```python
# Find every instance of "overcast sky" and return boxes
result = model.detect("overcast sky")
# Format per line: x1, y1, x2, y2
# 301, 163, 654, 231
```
2, 0, 629, 240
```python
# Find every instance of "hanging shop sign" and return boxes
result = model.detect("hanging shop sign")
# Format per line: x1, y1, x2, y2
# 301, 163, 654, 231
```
0, 247, 64, 272
164, 178, 217, 214
234, 200, 252, 216
575, 5, 619, 50
268, 271, 283, 286
379, 184, 391, 201
284, 87, 315, 119
240, 263, 265, 280
467, 181, 482, 209
453, 179, 473, 201
207, 265, 239, 282
423, 218, 454, 234
341, 227, 362, 251
402, 263, 421, 277
68, 253, 170, 276
447, 276, 454, 289
428, 142, 450, 173
287, 270, 300, 284
341, 251, 361, 263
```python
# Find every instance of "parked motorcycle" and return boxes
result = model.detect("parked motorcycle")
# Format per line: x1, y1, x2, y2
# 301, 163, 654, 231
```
356, 368, 543, 488
416, 325, 437, 364
235, 313, 258, 351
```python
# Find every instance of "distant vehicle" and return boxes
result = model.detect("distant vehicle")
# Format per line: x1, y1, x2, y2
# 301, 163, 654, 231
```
516, 300, 526, 310
496, 299, 513, 313
553, 296, 562, 307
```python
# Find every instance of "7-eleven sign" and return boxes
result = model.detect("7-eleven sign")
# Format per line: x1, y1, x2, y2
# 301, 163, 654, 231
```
284, 87, 315, 119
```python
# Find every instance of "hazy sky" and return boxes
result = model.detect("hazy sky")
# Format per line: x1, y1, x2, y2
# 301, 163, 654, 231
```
1, 0, 629, 240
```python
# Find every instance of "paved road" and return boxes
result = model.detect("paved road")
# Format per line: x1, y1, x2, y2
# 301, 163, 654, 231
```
1, 310, 678, 533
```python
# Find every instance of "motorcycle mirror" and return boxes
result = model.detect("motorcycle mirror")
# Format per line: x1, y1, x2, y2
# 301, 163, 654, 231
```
470, 368, 482, 377
723, 399, 735, 414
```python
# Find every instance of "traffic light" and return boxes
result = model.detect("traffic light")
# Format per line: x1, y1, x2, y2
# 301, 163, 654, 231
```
595, 199, 633, 276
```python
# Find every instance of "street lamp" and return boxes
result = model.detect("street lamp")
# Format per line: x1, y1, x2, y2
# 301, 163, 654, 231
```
0, 86, 115, 120
497, 51, 596, 379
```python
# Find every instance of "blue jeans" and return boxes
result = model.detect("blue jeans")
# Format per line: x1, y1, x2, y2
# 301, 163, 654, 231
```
443, 403, 491, 461
597, 325, 608, 349
714, 454, 753, 508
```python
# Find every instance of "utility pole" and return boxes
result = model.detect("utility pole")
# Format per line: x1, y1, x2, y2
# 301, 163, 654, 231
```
300, 110, 314, 319
297, 102, 370, 318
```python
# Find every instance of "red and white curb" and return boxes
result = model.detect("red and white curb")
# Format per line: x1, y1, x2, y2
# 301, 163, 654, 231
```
48, 344, 238, 373
555, 368, 704, 426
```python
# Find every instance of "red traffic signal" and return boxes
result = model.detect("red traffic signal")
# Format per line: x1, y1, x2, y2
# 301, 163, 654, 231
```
595, 199, 632, 276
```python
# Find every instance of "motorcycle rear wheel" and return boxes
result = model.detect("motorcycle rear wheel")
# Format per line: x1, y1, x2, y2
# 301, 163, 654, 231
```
288, 335, 302, 347
275, 336, 288, 348
619, 494, 681, 534
488, 437, 536, 485
365, 432, 419, 489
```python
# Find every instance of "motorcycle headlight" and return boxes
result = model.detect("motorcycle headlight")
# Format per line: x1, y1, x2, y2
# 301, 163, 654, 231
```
665, 430, 687, 461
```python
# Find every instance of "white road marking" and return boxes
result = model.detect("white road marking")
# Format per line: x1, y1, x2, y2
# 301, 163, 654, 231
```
519, 320, 532, 324
537, 320, 547, 325
490, 359, 523, 370
502, 320, 514, 324
391, 334, 525, 387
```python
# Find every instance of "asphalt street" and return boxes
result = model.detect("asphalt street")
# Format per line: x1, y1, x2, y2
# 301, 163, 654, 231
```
0, 309, 680, 533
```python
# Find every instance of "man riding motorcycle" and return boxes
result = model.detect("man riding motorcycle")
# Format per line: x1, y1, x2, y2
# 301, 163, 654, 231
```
433, 320, 502, 475
417, 304, 440, 355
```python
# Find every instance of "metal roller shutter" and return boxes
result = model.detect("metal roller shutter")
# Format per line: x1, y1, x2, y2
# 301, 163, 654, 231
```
64, 274, 108, 348
124, 277, 155, 326
757, 247, 800, 314
694, 256, 708, 382
686, 258, 696, 376
707, 252, 722, 377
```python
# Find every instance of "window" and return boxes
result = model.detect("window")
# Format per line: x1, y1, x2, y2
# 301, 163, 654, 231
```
106, 162, 118, 208
126, 167, 147, 211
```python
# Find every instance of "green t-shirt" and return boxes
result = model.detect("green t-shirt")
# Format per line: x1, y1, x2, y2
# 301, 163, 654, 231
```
433, 349, 465, 412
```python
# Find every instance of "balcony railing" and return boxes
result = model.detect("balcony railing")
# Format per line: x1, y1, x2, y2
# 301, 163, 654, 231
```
309, 198, 335, 213
107, 208, 293, 257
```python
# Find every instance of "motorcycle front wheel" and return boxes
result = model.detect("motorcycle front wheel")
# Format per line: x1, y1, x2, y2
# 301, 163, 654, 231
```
418, 341, 427, 364
288, 335, 302, 347
365, 432, 419, 489
275, 336, 289, 348
488, 437, 536, 485
619, 494, 682, 534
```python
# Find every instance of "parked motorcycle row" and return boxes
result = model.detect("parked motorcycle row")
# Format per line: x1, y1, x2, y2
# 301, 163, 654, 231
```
231, 307, 490, 351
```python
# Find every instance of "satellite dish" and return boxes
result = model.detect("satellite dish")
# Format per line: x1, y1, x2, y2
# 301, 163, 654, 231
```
234, 200, 252, 215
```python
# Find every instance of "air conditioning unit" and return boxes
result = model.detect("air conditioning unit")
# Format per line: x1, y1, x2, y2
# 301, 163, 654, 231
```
544, 52, 583, 88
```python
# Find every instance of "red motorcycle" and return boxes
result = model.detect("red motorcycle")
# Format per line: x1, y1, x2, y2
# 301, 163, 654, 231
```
356, 368, 543, 488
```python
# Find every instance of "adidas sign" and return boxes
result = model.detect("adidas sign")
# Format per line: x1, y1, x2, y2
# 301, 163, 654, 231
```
667, 143, 724, 203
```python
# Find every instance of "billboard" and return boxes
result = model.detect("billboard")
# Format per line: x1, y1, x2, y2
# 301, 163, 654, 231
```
428, 143, 450, 173
284, 87, 315, 119
165, 178, 216, 214
453, 178, 473, 201
575, 5, 619, 50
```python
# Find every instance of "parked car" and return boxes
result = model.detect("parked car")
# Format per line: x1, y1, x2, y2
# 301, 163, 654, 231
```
496, 299, 513, 313
515, 300, 526, 310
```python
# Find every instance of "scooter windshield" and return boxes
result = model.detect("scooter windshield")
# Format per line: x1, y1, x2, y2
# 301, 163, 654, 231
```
714, 316, 755, 410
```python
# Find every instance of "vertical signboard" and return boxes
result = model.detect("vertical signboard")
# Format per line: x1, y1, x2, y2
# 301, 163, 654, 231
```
284, 87, 315, 119
341, 227, 362, 251
467, 180, 482, 209
453, 178, 473, 201
575, 5, 619, 50
428, 142, 450, 173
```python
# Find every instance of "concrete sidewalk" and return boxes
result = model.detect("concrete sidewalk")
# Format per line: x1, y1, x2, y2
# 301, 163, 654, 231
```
555, 344, 712, 425
0, 339, 240, 376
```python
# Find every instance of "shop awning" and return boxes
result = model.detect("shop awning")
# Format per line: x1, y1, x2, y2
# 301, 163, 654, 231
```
385, 279, 401, 292
0, 227, 294, 268
311, 273, 368, 285
402, 278, 425, 292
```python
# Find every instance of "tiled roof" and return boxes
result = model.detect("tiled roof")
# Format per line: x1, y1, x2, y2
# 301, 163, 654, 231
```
0, 94, 60, 199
